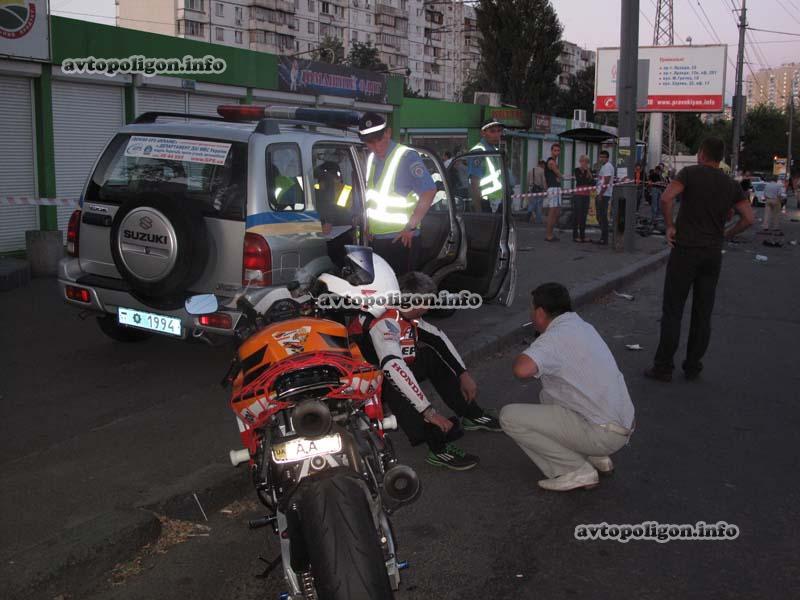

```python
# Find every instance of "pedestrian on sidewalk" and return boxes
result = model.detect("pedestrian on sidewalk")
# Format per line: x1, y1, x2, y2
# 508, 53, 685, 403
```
544, 143, 563, 242
644, 137, 755, 382
572, 155, 593, 242
649, 164, 665, 221
593, 150, 614, 245
501, 283, 635, 492
527, 160, 547, 224
760, 179, 785, 243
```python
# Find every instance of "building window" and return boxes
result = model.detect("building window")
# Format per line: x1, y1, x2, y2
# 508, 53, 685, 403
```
308, 21, 315, 33
321, 2, 330, 14
235, 30, 243, 44
308, 0, 314, 11
352, 30, 358, 41
183, 20, 204, 37
187, 0, 204, 11
215, 2, 223, 17
216, 27, 224, 41
235, 6, 243, 24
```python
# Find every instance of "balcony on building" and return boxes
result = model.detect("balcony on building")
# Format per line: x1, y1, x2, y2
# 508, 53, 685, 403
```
250, 29, 296, 53
177, 0, 209, 21
176, 19, 207, 39
377, 1, 404, 18
377, 32, 409, 55
250, 8, 300, 34
376, 12, 408, 34
252, 0, 297, 13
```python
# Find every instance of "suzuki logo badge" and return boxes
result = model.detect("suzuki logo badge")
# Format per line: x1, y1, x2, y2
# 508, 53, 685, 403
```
139, 216, 153, 230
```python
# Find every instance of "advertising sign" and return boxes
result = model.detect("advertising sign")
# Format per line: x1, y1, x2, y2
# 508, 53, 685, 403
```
595, 45, 726, 112
278, 57, 388, 104
0, 0, 50, 61
124, 136, 232, 166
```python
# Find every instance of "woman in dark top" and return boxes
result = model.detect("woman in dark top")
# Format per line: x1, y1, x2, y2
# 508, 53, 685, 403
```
572, 155, 594, 242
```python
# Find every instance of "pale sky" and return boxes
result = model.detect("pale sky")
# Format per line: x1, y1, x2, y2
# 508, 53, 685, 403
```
51, 0, 800, 98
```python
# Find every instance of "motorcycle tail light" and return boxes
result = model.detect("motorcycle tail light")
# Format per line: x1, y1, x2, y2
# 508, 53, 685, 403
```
65, 285, 91, 303
243, 233, 272, 287
199, 312, 233, 329
66, 210, 81, 257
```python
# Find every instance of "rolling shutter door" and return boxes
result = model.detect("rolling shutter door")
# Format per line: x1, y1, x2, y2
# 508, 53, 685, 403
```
52, 80, 125, 231
188, 93, 241, 116
0, 75, 38, 253
135, 87, 188, 117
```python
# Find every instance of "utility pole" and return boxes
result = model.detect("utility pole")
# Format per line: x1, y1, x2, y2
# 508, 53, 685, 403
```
619, 0, 640, 252
788, 76, 795, 188
646, 0, 674, 171
731, 0, 747, 176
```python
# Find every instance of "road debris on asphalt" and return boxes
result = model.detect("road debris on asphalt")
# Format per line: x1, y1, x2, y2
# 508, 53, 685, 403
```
109, 516, 212, 586
625, 344, 643, 351
613, 291, 635, 301
193, 492, 209, 522
755, 255, 769, 262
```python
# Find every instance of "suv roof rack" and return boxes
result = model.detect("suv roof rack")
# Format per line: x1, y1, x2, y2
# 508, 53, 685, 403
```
133, 112, 228, 124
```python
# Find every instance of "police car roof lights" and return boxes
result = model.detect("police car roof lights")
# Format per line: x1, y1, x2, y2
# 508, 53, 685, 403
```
217, 105, 361, 129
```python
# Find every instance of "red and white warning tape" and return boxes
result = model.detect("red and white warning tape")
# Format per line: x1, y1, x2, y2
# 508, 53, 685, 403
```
512, 178, 635, 200
0, 196, 79, 207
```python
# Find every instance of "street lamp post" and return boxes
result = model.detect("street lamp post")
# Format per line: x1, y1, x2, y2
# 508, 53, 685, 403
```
618, 0, 640, 252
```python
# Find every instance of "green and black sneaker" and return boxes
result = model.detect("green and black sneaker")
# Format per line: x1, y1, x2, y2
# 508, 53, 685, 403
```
462, 414, 503, 432
425, 443, 479, 471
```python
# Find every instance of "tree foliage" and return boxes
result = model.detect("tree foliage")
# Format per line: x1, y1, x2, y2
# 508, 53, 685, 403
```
312, 36, 345, 64
553, 64, 595, 120
473, 0, 563, 111
346, 41, 387, 71
740, 104, 798, 173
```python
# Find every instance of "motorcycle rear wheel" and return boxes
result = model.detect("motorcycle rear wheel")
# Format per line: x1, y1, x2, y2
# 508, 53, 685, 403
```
298, 473, 394, 600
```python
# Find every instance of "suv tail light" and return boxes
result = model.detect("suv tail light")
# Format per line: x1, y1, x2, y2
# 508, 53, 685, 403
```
243, 233, 272, 287
65, 285, 91, 303
67, 210, 81, 257
198, 312, 233, 329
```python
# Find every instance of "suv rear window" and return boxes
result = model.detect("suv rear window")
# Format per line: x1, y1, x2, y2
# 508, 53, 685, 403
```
85, 134, 247, 221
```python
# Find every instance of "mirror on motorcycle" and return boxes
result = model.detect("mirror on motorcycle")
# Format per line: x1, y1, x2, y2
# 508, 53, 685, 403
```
185, 294, 219, 315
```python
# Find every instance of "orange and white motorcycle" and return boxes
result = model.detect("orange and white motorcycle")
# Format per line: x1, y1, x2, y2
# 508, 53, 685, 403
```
185, 258, 419, 600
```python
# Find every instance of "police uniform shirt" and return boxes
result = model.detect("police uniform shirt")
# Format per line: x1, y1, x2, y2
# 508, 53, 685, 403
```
466, 141, 499, 180
369, 141, 436, 238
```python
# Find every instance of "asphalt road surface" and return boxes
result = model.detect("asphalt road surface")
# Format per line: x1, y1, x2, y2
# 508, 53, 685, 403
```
83, 228, 800, 600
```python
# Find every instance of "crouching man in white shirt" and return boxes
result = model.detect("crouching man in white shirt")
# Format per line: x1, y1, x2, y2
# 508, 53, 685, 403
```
500, 283, 635, 492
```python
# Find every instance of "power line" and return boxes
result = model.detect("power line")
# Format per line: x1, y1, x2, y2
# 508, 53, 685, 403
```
748, 26, 800, 37
775, 0, 800, 26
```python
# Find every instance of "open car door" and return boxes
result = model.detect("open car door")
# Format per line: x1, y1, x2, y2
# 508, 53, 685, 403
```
441, 150, 517, 306
408, 147, 465, 283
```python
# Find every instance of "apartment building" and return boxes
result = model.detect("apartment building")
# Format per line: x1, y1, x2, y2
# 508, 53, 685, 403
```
116, 0, 482, 101
557, 40, 595, 89
746, 63, 800, 109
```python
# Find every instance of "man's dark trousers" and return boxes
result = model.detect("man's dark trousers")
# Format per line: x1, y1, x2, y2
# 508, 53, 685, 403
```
381, 346, 485, 452
654, 245, 723, 374
371, 236, 420, 276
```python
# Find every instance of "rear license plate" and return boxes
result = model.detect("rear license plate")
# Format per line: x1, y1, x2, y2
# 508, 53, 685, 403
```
272, 434, 342, 464
118, 307, 182, 337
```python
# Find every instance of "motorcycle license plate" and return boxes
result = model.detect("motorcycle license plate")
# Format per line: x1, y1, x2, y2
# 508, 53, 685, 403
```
118, 307, 182, 337
272, 434, 342, 464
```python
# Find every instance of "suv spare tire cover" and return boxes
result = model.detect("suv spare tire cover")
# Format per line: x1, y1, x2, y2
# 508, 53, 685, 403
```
110, 194, 209, 300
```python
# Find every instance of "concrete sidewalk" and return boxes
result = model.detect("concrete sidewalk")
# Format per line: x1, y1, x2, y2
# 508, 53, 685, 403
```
0, 219, 670, 599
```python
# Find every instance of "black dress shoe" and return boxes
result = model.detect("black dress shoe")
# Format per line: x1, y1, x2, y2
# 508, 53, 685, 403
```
644, 367, 672, 382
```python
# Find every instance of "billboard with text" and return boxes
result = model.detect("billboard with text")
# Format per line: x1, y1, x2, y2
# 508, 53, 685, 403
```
595, 45, 727, 112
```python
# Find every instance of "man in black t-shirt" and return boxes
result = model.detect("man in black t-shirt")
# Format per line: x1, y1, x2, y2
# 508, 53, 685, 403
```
644, 137, 754, 382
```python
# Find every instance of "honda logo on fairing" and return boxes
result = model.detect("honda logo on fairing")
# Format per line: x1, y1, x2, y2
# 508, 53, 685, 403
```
123, 230, 168, 244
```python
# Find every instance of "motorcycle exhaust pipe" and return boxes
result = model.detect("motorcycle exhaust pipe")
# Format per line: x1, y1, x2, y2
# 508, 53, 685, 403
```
291, 399, 332, 438
383, 464, 421, 506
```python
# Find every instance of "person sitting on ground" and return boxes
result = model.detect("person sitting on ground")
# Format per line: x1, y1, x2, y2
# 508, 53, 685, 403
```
500, 282, 635, 492
343, 264, 502, 471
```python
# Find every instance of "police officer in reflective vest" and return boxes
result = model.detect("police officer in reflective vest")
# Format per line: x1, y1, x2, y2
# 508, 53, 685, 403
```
468, 120, 505, 213
358, 112, 437, 275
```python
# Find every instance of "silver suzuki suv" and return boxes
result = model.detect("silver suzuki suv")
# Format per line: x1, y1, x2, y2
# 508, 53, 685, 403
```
58, 106, 517, 343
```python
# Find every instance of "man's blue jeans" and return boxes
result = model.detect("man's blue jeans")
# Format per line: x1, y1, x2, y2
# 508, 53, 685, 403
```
527, 196, 543, 222
650, 188, 662, 220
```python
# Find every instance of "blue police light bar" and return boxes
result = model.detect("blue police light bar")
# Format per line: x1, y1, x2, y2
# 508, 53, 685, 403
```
217, 105, 361, 128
